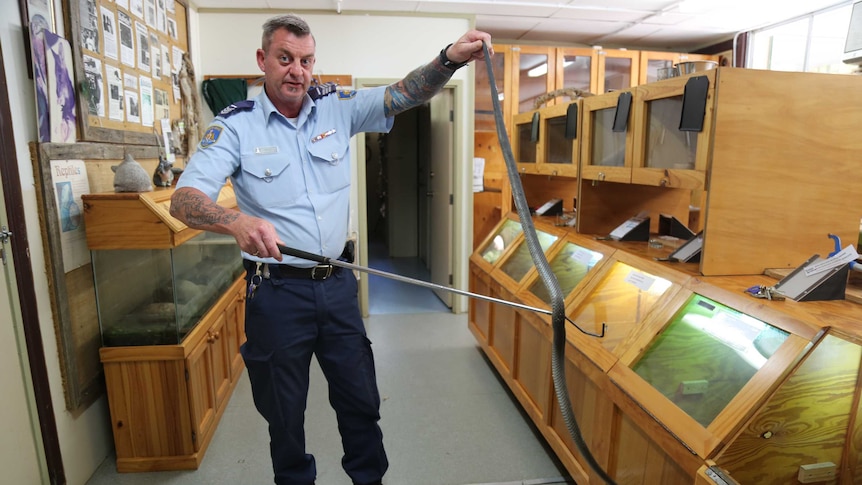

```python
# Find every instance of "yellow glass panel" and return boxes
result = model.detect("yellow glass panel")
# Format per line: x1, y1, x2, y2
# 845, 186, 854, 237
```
568, 262, 672, 351
500, 231, 558, 283
529, 242, 604, 304
480, 219, 523, 265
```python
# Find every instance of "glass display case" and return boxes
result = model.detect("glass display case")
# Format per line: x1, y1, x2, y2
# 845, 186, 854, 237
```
631, 294, 789, 426
539, 101, 580, 177
580, 89, 634, 183
568, 260, 674, 356
92, 231, 244, 346
526, 241, 605, 305
630, 69, 715, 189
478, 217, 523, 266
513, 110, 539, 172
496, 229, 559, 284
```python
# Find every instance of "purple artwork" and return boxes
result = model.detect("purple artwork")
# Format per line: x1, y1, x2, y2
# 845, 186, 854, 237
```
30, 14, 51, 142
44, 31, 77, 143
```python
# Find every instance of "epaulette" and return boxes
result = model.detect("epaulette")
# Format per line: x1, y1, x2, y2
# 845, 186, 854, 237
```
218, 100, 255, 118
308, 82, 338, 101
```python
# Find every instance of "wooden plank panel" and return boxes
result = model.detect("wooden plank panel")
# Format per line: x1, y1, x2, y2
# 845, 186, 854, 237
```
702, 68, 862, 275
516, 313, 551, 419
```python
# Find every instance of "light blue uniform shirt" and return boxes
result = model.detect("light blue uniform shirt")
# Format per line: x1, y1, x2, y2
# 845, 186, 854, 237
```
176, 86, 393, 267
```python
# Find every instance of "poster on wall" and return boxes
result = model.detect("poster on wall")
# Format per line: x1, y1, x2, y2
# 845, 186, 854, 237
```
140, 75, 154, 127
44, 31, 76, 143
106, 64, 124, 121
82, 55, 105, 117
79, 0, 100, 54
50, 159, 91, 271
27, 0, 55, 142
118, 10, 135, 67
135, 21, 150, 73
100, 6, 118, 61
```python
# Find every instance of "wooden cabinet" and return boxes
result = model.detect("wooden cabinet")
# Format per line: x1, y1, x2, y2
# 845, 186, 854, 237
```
580, 88, 635, 184
100, 278, 246, 471
596, 47, 640, 94
84, 185, 248, 472
469, 216, 862, 484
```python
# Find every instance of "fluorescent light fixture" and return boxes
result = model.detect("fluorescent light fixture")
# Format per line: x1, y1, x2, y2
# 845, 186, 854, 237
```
527, 60, 575, 77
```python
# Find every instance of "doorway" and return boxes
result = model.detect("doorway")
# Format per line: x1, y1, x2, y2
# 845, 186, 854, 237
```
363, 89, 455, 315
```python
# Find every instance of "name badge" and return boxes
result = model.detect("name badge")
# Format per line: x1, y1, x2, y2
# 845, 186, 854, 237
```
254, 146, 279, 155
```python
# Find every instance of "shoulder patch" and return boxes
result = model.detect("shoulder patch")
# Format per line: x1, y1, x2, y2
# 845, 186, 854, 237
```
337, 90, 357, 100
200, 125, 223, 149
308, 82, 338, 101
218, 100, 255, 118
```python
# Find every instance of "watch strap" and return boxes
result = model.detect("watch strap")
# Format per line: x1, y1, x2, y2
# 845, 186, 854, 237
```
439, 43, 468, 70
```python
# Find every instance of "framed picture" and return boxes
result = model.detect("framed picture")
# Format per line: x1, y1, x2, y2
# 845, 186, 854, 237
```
19, 0, 56, 79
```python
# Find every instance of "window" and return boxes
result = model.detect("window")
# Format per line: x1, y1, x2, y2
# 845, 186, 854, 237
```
748, 2, 858, 74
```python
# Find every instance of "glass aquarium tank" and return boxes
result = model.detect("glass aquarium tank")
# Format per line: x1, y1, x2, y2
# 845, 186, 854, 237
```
631, 294, 790, 427
92, 231, 244, 346
528, 242, 604, 304
480, 218, 523, 265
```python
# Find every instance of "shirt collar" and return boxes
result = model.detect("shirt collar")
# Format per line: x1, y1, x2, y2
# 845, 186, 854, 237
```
257, 88, 317, 125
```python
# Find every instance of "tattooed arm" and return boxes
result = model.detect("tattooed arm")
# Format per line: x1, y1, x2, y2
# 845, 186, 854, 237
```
170, 187, 283, 260
384, 30, 493, 117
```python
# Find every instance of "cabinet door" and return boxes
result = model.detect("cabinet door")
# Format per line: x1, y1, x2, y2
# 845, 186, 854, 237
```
597, 48, 639, 94
512, 110, 540, 173
186, 337, 216, 451
538, 101, 579, 177
209, 313, 232, 411
476, 44, 512, 133
580, 90, 634, 183
513, 45, 556, 113
630, 69, 715, 190
225, 289, 246, 382
557, 47, 598, 96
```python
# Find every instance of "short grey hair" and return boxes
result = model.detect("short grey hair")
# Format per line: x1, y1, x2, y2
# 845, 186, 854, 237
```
262, 14, 314, 52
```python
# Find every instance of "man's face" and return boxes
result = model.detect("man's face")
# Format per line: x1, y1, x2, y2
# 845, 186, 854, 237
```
257, 28, 315, 117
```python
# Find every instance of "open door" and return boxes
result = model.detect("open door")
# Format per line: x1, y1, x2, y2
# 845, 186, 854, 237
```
428, 89, 454, 307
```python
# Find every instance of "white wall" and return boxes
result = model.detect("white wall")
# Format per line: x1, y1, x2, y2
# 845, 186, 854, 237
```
0, 1, 114, 484
195, 11, 476, 310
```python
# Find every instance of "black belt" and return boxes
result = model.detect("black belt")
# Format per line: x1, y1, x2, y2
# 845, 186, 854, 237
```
243, 259, 340, 280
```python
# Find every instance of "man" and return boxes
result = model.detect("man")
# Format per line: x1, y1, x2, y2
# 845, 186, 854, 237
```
169, 13, 492, 485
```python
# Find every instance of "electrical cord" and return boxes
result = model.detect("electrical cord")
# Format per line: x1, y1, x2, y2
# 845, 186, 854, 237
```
481, 41, 617, 485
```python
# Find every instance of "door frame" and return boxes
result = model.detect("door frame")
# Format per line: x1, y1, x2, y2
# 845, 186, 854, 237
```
355, 78, 469, 317
0, 41, 65, 483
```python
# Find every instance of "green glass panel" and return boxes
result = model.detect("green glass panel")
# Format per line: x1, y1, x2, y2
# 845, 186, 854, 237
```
529, 242, 604, 304
480, 219, 523, 265
632, 294, 790, 427
500, 230, 558, 283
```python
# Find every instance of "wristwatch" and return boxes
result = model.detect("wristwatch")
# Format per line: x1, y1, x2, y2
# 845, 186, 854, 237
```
439, 43, 468, 70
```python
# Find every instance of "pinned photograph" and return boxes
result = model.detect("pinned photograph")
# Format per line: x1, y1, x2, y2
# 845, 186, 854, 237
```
118, 10, 134, 67
101, 6, 118, 61
80, 0, 100, 54
135, 21, 150, 73
82, 55, 105, 117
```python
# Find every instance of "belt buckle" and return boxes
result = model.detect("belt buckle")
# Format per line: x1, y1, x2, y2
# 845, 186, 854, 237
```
311, 264, 333, 280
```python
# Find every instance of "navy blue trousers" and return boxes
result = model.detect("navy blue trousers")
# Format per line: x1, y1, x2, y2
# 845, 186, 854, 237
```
241, 266, 388, 485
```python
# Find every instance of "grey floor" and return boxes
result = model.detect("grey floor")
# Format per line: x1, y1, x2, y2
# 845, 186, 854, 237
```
86, 246, 571, 485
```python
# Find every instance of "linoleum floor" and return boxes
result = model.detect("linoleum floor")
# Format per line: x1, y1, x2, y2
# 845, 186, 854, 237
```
85, 247, 571, 485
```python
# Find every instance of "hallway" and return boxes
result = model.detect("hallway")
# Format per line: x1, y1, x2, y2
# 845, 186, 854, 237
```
85, 251, 571, 485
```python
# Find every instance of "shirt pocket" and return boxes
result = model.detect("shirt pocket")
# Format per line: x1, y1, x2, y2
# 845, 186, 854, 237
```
239, 153, 303, 207
307, 135, 351, 194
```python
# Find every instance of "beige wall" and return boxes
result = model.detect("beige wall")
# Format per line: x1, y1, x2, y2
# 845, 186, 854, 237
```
0, 0, 114, 484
